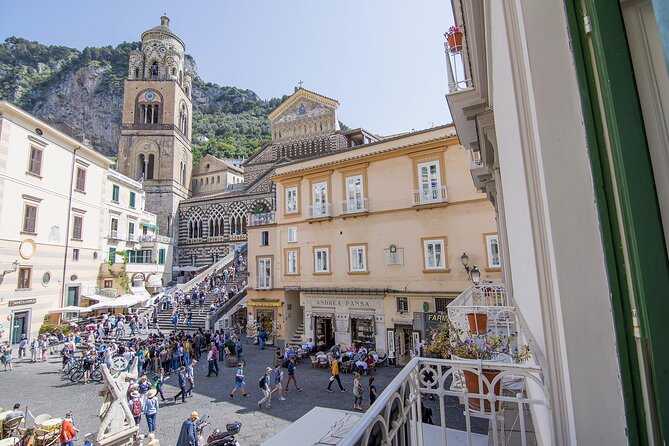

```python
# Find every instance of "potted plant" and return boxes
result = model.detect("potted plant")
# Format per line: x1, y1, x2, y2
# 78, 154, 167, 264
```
427, 322, 531, 412
445, 25, 464, 53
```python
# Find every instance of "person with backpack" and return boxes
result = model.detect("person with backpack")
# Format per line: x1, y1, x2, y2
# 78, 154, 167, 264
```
143, 388, 159, 433
129, 391, 143, 426
229, 362, 249, 399
234, 337, 245, 365
173, 366, 188, 404
257, 367, 273, 409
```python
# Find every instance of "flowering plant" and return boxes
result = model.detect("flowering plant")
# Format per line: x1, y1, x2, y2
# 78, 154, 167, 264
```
445, 25, 464, 37
426, 320, 532, 363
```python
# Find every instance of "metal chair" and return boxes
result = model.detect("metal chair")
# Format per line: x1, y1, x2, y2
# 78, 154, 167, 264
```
2, 416, 24, 439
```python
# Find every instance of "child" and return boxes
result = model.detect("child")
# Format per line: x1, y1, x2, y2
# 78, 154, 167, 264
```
353, 373, 363, 411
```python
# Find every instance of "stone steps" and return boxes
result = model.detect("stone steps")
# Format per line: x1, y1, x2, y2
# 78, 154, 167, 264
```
288, 322, 305, 344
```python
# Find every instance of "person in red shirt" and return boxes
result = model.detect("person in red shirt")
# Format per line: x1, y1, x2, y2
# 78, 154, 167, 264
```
59, 412, 79, 446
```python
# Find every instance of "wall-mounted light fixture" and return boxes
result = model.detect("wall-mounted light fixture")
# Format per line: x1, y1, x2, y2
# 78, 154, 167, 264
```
461, 252, 481, 285
1, 260, 19, 276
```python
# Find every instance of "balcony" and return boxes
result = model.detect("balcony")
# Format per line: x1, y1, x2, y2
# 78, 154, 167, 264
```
412, 186, 448, 206
230, 234, 247, 241
447, 283, 517, 338
183, 237, 205, 244
340, 198, 368, 215
308, 203, 333, 220
127, 234, 138, 243
256, 276, 271, 290
249, 212, 276, 227
337, 356, 548, 446
138, 234, 172, 245
208, 235, 227, 243
108, 230, 122, 240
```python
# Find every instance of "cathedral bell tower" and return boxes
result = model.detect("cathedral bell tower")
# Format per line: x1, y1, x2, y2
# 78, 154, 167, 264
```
117, 15, 193, 239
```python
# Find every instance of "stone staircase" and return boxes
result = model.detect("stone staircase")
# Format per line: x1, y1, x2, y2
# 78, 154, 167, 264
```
155, 258, 247, 332
288, 322, 305, 345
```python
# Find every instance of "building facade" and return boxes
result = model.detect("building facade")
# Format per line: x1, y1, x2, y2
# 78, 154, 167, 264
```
445, 0, 669, 443
116, 15, 193, 241
0, 101, 112, 342
247, 124, 501, 358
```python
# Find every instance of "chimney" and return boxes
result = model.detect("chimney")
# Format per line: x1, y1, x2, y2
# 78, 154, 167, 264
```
161, 15, 170, 26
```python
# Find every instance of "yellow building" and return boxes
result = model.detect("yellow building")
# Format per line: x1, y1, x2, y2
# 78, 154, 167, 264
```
247, 123, 500, 362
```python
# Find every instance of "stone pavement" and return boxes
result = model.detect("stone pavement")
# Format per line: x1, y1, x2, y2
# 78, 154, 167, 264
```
0, 343, 408, 446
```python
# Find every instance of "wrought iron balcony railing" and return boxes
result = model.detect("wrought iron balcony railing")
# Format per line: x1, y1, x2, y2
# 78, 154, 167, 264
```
248, 212, 276, 226
447, 283, 518, 338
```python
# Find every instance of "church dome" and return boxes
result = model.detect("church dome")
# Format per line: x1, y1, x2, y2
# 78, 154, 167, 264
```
141, 16, 185, 50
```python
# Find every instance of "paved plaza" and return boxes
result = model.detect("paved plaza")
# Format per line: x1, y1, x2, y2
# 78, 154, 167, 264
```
0, 342, 408, 446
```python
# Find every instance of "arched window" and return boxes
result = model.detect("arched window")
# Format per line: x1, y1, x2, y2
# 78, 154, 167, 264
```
217, 175, 220, 183
150, 63, 159, 78
134, 68, 140, 79
206, 177, 209, 185
179, 104, 188, 134
185, 86, 189, 96
146, 154, 155, 179
179, 71, 183, 86
138, 154, 146, 180
172, 67, 176, 75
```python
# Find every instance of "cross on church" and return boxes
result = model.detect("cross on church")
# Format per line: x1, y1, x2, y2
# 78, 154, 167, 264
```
298, 80, 304, 89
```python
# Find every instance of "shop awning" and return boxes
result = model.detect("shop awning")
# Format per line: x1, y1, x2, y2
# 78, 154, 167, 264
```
85, 294, 114, 302
48, 306, 92, 314
142, 223, 159, 229
350, 314, 376, 321
248, 300, 282, 307
87, 294, 149, 310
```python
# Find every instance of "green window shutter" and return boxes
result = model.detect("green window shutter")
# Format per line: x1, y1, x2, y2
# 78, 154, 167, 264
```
159, 248, 165, 265
112, 185, 119, 202
108, 247, 116, 263
129, 191, 136, 208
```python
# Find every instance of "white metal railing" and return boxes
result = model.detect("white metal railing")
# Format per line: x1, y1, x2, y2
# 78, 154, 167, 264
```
340, 197, 368, 214
470, 151, 484, 169
412, 186, 448, 206
127, 234, 138, 242
444, 40, 473, 94
138, 234, 172, 244
249, 212, 276, 226
108, 230, 121, 240
176, 250, 237, 291
256, 276, 271, 290
447, 283, 517, 339
309, 203, 333, 219
339, 357, 549, 446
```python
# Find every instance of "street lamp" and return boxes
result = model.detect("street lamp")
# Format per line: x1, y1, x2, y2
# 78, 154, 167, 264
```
470, 265, 481, 285
460, 252, 469, 271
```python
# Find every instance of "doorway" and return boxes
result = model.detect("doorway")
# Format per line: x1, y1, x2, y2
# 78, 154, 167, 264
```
11, 311, 29, 344
395, 325, 413, 365
256, 308, 276, 346
314, 317, 334, 351
65, 286, 80, 320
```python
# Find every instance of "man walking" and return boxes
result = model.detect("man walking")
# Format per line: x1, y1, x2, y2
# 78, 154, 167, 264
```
285, 357, 302, 392
206, 346, 218, 377
229, 362, 249, 399
173, 366, 188, 404
327, 358, 346, 392
257, 367, 273, 409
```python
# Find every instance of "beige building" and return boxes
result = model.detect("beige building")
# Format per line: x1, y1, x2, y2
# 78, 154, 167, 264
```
0, 101, 112, 342
247, 124, 500, 360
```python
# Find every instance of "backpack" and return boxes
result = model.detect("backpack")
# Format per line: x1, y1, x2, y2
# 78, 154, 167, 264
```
131, 399, 141, 416
259, 376, 266, 389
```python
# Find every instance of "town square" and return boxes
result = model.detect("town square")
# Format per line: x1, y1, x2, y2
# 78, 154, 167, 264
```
0, 1, 668, 445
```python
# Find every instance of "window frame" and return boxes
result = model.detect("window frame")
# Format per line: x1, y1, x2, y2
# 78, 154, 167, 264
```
22, 203, 38, 234
257, 256, 273, 289
103, 279, 113, 289
421, 236, 449, 272
287, 226, 297, 243
27, 146, 43, 177
285, 186, 299, 215
260, 230, 270, 247
110, 217, 119, 238
284, 247, 300, 276
111, 184, 120, 203
410, 150, 447, 206
129, 191, 136, 209
347, 243, 369, 274
72, 248, 80, 261
72, 215, 83, 240
158, 248, 166, 265
75, 167, 86, 193
396, 297, 409, 314
17, 266, 32, 290
340, 164, 369, 214
484, 233, 502, 270
313, 245, 331, 275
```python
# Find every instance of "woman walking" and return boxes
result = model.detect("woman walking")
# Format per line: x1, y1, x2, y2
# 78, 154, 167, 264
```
369, 377, 379, 406
144, 388, 159, 433
326, 359, 346, 392
353, 373, 363, 411
2, 342, 13, 371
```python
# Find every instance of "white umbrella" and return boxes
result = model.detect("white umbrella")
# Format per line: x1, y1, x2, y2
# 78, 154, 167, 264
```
48, 306, 91, 314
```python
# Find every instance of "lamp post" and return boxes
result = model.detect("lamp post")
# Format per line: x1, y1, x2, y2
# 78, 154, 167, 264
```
470, 265, 481, 286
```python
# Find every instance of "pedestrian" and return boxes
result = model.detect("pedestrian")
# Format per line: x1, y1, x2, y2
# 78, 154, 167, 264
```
369, 376, 378, 406
229, 362, 249, 399
155, 368, 167, 402
18, 426, 36, 446
30, 338, 38, 362
138, 375, 152, 397
59, 411, 79, 446
257, 367, 273, 409
234, 337, 245, 365
353, 373, 363, 411
326, 359, 346, 392
258, 330, 267, 350
144, 388, 159, 433
176, 412, 199, 446
284, 357, 302, 392
18, 334, 27, 359
2, 342, 13, 371
128, 391, 142, 426
271, 364, 285, 401
211, 342, 220, 375
186, 359, 196, 397
206, 346, 217, 377
173, 366, 188, 404
40, 336, 48, 362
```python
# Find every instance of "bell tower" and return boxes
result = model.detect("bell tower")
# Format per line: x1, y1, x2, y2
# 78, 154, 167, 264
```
117, 15, 193, 239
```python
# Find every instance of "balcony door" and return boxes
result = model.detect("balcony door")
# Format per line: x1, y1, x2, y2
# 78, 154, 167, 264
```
345, 175, 364, 212
418, 161, 441, 203
312, 181, 328, 216
258, 257, 272, 289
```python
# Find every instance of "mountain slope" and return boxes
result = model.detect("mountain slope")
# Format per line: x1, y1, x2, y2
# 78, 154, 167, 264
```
0, 37, 279, 160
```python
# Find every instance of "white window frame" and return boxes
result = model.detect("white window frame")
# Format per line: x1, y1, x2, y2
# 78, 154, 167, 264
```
345, 174, 364, 212
485, 234, 501, 269
349, 245, 367, 272
261, 230, 269, 246
423, 239, 447, 270
258, 257, 272, 289
314, 247, 330, 273
287, 226, 297, 243
285, 186, 298, 214
286, 250, 298, 275
312, 181, 328, 216
417, 161, 442, 203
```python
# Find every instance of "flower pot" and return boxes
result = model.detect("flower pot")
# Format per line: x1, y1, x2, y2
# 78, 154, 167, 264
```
447, 31, 464, 53
463, 369, 501, 412
466, 313, 488, 334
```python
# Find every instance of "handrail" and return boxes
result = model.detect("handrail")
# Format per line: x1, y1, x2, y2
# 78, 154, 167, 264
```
207, 287, 248, 329
175, 243, 247, 291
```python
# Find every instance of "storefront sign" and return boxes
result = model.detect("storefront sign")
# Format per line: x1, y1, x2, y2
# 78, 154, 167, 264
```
424, 312, 449, 334
313, 297, 374, 308
8, 298, 36, 307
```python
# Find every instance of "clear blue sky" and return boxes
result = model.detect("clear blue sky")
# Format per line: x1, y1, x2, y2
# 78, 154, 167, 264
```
0, 1, 455, 136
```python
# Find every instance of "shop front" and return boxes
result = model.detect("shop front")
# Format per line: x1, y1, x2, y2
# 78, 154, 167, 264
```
247, 300, 282, 346
303, 293, 386, 354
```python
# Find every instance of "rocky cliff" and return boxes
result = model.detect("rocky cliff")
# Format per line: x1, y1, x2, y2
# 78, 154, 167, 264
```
0, 37, 283, 160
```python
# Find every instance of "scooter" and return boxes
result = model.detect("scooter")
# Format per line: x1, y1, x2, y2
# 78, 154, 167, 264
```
196, 415, 242, 446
